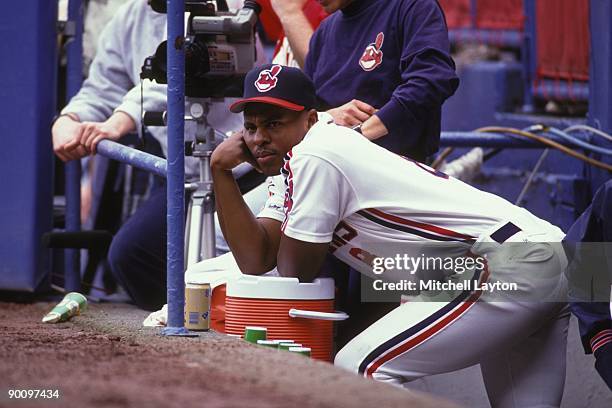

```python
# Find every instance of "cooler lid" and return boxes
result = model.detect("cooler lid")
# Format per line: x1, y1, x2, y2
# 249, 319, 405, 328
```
226, 275, 335, 300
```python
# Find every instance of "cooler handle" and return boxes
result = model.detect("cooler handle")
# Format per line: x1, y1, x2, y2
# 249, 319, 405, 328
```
288, 308, 349, 321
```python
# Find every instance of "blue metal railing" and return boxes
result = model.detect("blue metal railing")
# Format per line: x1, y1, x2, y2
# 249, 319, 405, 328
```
64, 0, 84, 292
97, 140, 260, 180
96, 140, 167, 178
96, 131, 582, 174
439, 131, 571, 148
162, 0, 188, 335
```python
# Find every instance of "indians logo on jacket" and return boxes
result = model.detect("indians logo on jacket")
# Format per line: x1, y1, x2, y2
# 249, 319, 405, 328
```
254, 65, 282, 92
359, 32, 384, 72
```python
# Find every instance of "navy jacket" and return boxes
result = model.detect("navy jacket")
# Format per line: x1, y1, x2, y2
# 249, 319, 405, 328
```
565, 180, 612, 389
305, 0, 459, 159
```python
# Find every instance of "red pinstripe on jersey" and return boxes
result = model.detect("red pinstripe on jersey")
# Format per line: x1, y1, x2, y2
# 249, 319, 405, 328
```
281, 150, 294, 232
361, 208, 476, 243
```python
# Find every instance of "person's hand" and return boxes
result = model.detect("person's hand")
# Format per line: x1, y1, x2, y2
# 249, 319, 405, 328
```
270, 0, 308, 17
62, 111, 134, 156
211, 130, 262, 172
52, 115, 89, 162
63, 121, 122, 156
327, 99, 377, 127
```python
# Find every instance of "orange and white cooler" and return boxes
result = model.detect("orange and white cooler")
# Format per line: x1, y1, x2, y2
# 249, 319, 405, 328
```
225, 275, 348, 361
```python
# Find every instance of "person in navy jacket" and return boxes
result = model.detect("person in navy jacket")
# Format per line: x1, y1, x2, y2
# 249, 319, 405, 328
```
565, 180, 612, 390
303, 0, 459, 161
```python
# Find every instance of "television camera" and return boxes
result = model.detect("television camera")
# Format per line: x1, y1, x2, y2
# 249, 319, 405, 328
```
141, 0, 262, 264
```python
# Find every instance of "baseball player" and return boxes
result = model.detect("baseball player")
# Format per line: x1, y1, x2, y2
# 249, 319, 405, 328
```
211, 64, 569, 407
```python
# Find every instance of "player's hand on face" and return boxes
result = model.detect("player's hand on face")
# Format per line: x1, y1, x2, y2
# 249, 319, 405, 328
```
211, 130, 262, 172
327, 99, 377, 127
52, 116, 88, 162
270, 0, 308, 17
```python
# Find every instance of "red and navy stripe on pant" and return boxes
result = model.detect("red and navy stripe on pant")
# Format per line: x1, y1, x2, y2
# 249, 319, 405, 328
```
357, 263, 490, 378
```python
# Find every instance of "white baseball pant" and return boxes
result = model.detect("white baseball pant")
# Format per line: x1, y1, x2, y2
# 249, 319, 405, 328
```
335, 226, 569, 408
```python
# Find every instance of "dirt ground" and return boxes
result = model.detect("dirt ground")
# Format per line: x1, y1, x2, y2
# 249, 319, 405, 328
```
0, 302, 456, 408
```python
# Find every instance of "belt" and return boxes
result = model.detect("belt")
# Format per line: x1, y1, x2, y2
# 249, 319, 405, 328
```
490, 222, 522, 243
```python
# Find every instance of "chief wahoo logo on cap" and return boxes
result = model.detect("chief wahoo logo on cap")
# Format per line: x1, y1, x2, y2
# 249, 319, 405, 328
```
359, 32, 384, 72
254, 65, 283, 92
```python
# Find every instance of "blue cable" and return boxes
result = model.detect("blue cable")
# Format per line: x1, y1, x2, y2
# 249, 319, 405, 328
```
524, 126, 612, 157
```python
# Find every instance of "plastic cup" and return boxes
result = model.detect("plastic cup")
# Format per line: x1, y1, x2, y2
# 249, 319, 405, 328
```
244, 326, 267, 343
278, 342, 302, 351
270, 339, 294, 345
257, 340, 278, 348
289, 347, 311, 357
42, 292, 87, 323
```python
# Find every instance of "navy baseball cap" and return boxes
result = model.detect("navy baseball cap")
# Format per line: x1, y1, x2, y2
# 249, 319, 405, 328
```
229, 64, 317, 113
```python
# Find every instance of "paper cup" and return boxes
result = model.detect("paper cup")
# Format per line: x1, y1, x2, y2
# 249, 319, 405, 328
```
244, 326, 267, 343
289, 347, 311, 357
278, 342, 302, 351
257, 340, 278, 348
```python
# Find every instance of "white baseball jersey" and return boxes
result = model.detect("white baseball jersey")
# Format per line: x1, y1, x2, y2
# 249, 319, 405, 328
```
257, 114, 560, 278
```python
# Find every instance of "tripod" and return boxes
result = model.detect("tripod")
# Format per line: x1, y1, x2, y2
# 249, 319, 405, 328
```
183, 97, 224, 267
145, 98, 260, 268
